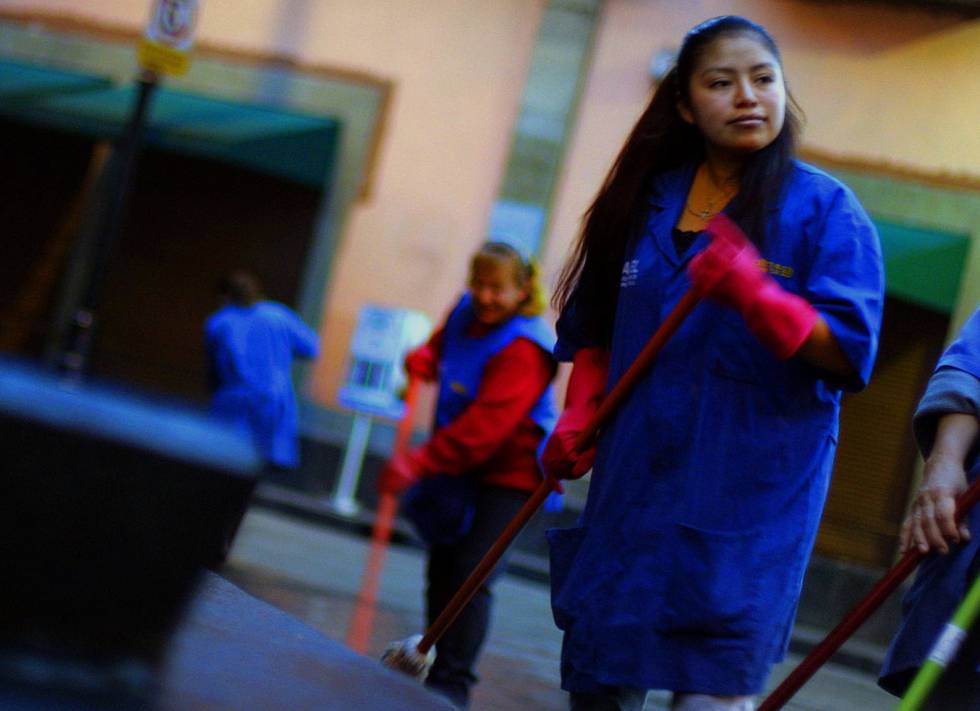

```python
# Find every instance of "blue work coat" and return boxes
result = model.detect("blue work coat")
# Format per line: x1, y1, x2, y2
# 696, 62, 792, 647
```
548, 161, 884, 695
879, 306, 980, 695
205, 301, 319, 469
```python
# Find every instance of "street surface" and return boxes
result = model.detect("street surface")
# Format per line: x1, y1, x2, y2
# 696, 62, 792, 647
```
225, 508, 899, 711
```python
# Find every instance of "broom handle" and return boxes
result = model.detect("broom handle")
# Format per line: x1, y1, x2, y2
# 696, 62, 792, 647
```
417, 477, 553, 654
417, 289, 701, 655
346, 376, 421, 652
758, 475, 980, 711
573, 289, 701, 452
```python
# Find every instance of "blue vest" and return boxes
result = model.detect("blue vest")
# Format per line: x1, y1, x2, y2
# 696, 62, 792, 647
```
435, 294, 557, 434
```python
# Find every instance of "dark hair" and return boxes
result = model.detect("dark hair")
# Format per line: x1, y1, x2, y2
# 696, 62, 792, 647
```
470, 241, 547, 317
553, 15, 802, 347
217, 270, 262, 306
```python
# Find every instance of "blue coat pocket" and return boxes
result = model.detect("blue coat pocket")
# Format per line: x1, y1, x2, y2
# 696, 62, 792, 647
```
657, 524, 769, 640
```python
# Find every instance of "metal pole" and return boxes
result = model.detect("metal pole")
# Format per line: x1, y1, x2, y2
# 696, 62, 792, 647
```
59, 71, 159, 379
332, 413, 373, 516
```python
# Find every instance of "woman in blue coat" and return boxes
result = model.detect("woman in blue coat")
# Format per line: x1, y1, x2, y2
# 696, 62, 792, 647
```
541, 16, 884, 711
206, 271, 320, 470
879, 305, 980, 708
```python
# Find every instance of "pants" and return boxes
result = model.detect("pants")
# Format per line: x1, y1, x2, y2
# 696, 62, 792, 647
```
569, 687, 648, 710
672, 694, 755, 710
424, 485, 531, 709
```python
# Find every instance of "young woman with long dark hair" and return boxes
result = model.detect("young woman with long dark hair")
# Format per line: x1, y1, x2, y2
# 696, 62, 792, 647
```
542, 16, 885, 711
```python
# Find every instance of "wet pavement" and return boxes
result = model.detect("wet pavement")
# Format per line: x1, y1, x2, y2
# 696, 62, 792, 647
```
223, 507, 900, 711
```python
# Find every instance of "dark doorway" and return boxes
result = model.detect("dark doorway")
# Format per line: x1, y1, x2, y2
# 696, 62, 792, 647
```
0, 118, 326, 404
0, 119, 95, 356
87, 148, 324, 403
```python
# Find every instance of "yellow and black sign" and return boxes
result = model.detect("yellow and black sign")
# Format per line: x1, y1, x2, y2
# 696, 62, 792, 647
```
138, 0, 199, 77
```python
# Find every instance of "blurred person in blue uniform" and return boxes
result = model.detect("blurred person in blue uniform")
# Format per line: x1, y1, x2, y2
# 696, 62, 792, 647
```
206, 270, 319, 471
879, 305, 980, 709
378, 242, 558, 709
541, 16, 884, 711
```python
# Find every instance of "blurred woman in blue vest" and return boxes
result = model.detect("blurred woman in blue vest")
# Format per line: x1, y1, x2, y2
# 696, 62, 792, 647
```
379, 242, 558, 708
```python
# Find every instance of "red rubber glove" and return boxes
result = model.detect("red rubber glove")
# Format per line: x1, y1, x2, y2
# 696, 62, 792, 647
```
688, 214, 818, 360
404, 343, 439, 382
541, 347, 610, 483
378, 449, 428, 495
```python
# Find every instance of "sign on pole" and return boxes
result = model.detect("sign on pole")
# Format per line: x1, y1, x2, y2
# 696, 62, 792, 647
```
338, 305, 432, 421
138, 0, 200, 77
330, 305, 432, 515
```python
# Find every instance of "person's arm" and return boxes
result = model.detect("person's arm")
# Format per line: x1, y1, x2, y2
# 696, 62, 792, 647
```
283, 307, 319, 359
378, 338, 554, 493
404, 328, 444, 382
688, 214, 818, 360
689, 197, 883, 388
900, 412, 979, 555
540, 347, 610, 482
796, 318, 857, 379
418, 338, 554, 473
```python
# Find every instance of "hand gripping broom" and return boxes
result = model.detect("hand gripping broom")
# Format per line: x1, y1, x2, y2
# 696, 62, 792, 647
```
757, 476, 980, 711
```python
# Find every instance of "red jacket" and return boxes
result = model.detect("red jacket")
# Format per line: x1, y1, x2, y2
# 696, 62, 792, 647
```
414, 328, 556, 493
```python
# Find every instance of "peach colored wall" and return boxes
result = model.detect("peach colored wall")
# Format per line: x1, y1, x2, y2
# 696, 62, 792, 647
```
542, 0, 979, 279
0, 0, 546, 411
4, 1, 976, 415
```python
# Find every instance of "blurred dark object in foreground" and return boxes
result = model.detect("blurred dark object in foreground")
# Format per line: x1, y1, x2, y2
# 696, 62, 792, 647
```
0, 360, 260, 706
0, 570, 455, 711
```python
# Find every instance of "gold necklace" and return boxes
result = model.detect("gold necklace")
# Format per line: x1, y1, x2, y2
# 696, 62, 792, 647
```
685, 167, 738, 220
684, 197, 722, 220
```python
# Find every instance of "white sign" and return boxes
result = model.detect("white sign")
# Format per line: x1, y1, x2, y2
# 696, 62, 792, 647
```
337, 305, 432, 420
146, 0, 198, 49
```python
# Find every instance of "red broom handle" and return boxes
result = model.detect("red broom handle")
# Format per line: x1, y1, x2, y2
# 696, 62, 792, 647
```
417, 477, 553, 654
758, 475, 980, 711
416, 289, 702, 655
346, 376, 421, 652
574, 289, 701, 452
